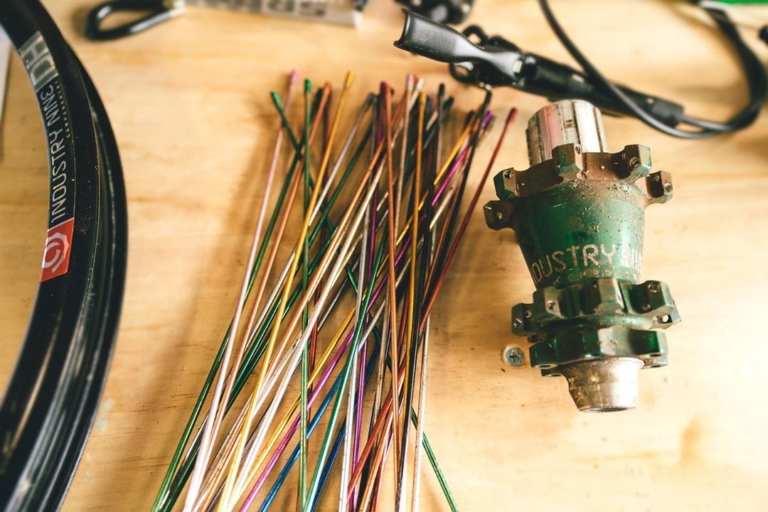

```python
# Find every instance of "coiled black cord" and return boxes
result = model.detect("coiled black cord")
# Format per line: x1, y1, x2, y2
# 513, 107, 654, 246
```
0, 0, 128, 509
539, 0, 767, 138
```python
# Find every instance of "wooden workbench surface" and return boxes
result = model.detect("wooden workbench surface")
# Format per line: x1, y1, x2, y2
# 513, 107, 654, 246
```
2, 1, 768, 510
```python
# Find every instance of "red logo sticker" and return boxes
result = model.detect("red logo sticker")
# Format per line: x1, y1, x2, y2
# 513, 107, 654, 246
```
40, 218, 74, 282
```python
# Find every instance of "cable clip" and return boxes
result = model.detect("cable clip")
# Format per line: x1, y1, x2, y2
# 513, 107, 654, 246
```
85, 0, 185, 41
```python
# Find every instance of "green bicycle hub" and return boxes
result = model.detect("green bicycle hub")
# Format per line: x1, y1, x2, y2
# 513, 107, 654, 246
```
485, 100, 680, 412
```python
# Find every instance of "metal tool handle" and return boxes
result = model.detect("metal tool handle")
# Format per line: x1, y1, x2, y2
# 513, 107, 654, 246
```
85, 0, 184, 41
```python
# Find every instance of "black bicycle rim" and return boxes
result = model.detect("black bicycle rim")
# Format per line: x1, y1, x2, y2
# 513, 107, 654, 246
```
0, 1, 128, 509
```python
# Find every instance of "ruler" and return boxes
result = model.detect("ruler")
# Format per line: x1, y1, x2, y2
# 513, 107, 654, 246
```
186, 0, 362, 26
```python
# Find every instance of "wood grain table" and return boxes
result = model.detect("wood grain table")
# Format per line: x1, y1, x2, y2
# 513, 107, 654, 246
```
2, 1, 768, 510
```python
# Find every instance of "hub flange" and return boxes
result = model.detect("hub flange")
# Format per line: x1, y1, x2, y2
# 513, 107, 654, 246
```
485, 100, 680, 412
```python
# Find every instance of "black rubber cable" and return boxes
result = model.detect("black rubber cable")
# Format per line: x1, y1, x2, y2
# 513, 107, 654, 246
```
0, 0, 128, 510
538, 0, 767, 138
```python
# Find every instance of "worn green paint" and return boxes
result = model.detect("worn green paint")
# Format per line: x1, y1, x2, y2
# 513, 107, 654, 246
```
485, 143, 680, 374
511, 182, 646, 289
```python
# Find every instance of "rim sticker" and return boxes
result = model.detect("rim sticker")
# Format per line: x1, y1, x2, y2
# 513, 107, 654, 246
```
41, 218, 74, 282
20, 32, 76, 282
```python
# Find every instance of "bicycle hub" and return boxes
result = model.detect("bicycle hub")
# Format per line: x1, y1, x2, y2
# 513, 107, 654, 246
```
484, 100, 680, 412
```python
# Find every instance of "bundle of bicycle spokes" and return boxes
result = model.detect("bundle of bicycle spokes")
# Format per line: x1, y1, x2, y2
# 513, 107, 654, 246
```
152, 71, 516, 512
